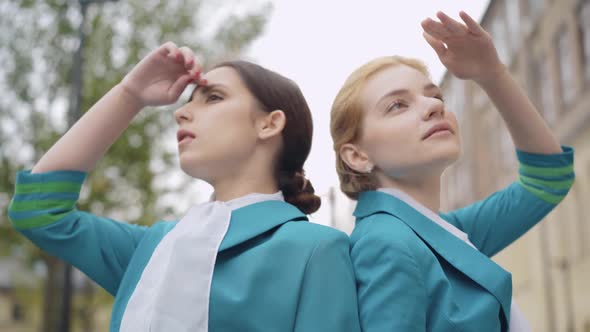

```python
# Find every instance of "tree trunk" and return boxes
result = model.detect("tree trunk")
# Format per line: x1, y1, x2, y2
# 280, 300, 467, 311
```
78, 277, 96, 332
40, 254, 65, 332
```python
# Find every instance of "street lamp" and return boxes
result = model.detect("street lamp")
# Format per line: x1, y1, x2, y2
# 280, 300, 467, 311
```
62, 1, 119, 331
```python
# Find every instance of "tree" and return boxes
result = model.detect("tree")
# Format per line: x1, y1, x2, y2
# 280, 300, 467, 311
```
0, 0, 271, 330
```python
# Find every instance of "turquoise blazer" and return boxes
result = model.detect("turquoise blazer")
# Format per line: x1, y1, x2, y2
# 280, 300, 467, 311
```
351, 147, 574, 331
8, 170, 361, 332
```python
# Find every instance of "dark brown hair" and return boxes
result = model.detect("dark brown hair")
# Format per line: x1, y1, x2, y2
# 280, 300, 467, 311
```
213, 60, 321, 214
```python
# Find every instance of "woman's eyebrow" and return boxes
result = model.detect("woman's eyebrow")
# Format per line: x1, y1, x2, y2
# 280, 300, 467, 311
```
424, 83, 440, 93
189, 83, 228, 100
375, 89, 411, 108
197, 83, 228, 94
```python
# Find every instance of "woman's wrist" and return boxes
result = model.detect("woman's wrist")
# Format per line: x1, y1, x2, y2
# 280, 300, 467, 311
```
115, 83, 146, 113
474, 63, 509, 89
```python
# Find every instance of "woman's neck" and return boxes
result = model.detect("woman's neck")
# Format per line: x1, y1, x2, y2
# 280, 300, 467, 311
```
210, 167, 279, 202
376, 172, 442, 212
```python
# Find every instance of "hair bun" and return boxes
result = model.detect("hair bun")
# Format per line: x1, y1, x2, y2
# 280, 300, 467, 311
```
278, 170, 321, 214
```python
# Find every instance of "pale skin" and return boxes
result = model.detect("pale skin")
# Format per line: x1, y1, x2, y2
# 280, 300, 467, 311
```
341, 11, 562, 212
32, 42, 287, 202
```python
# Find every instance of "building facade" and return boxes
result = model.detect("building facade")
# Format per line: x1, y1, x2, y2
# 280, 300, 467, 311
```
440, 0, 590, 331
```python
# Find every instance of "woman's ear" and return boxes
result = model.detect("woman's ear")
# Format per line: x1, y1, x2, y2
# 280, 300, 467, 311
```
340, 143, 373, 173
257, 110, 286, 140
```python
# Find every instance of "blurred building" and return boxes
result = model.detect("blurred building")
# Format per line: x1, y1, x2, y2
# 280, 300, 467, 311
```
0, 259, 31, 332
325, 187, 356, 234
0, 256, 112, 332
440, 0, 590, 331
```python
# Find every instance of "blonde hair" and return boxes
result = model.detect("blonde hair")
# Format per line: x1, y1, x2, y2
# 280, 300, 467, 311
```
330, 56, 431, 199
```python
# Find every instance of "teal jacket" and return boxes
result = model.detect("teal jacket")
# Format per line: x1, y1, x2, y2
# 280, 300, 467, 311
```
351, 147, 574, 331
8, 170, 361, 332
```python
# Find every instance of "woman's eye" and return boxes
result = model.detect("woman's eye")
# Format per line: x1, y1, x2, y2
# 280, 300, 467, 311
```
386, 100, 407, 113
434, 94, 445, 102
206, 94, 223, 102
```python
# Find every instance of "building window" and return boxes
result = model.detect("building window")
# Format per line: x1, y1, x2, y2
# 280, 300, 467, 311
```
506, 0, 521, 53
499, 126, 515, 169
11, 302, 23, 322
537, 57, 557, 125
571, 184, 589, 257
556, 27, 576, 106
521, 0, 545, 33
444, 77, 464, 124
490, 11, 510, 64
452, 78, 464, 124
579, 0, 590, 81
527, 56, 541, 108
529, 55, 558, 125
527, 0, 545, 20
472, 85, 488, 110
484, 118, 502, 184
455, 162, 471, 205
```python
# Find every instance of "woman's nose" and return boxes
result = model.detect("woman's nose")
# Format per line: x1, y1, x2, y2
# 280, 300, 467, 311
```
174, 106, 192, 125
422, 97, 445, 120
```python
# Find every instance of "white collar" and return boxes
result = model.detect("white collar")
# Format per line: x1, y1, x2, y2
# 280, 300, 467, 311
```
210, 191, 284, 211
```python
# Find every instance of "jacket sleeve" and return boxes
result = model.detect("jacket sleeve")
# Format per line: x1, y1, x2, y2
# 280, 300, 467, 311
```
8, 170, 147, 295
293, 233, 362, 332
440, 146, 575, 256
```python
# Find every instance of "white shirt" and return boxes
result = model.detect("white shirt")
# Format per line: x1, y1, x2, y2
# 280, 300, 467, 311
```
120, 191, 284, 332
378, 188, 530, 332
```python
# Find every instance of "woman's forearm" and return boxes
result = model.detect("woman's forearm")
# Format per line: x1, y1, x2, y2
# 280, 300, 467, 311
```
477, 67, 562, 154
32, 84, 144, 173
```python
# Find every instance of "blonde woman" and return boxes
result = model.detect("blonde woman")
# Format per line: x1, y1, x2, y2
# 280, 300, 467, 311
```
330, 11, 574, 331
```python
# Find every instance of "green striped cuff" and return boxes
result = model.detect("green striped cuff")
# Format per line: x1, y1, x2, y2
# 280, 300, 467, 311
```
518, 180, 570, 204
516, 146, 575, 204
517, 146, 574, 169
8, 170, 87, 229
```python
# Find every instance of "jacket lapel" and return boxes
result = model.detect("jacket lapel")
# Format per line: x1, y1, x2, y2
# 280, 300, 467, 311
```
355, 191, 512, 324
218, 200, 307, 252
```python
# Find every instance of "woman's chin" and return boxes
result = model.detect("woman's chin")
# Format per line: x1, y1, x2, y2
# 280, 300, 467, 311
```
179, 157, 205, 179
438, 149, 461, 168
431, 140, 461, 161
420, 145, 461, 173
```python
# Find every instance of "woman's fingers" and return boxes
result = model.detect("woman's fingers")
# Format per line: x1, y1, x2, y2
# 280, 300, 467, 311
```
178, 47, 194, 69
459, 11, 485, 35
194, 73, 208, 86
161, 42, 185, 64
421, 18, 452, 40
161, 41, 179, 59
168, 74, 194, 102
423, 31, 447, 58
179, 46, 202, 73
436, 11, 467, 36
160, 42, 206, 85
167, 44, 203, 76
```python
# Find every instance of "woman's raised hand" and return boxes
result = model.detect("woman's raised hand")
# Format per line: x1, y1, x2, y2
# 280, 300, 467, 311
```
120, 42, 207, 107
421, 11, 505, 85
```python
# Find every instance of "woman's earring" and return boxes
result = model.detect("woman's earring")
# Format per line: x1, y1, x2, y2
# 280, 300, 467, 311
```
365, 164, 373, 174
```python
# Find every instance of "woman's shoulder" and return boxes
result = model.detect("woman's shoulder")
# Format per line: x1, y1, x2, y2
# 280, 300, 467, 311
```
351, 213, 433, 262
352, 212, 418, 244
138, 220, 177, 239
282, 220, 348, 241
276, 220, 350, 253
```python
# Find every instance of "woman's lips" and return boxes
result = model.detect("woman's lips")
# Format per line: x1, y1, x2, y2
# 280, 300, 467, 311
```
422, 122, 454, 140
178, 136, 195, 145
177, 129, 196, 145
